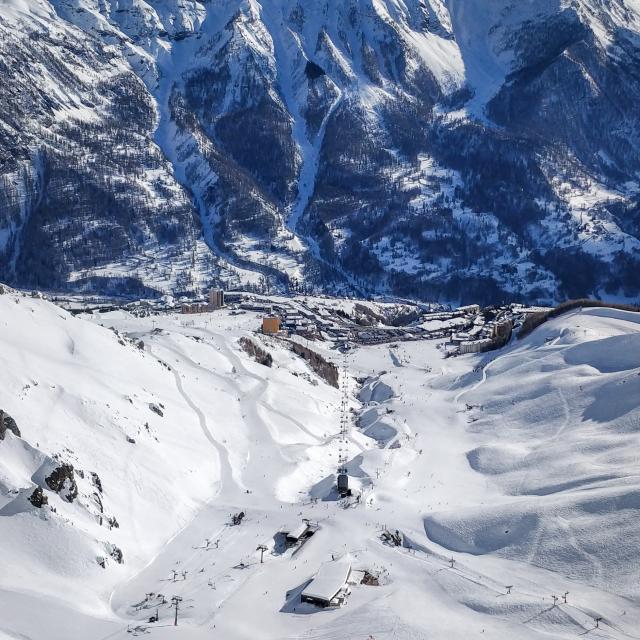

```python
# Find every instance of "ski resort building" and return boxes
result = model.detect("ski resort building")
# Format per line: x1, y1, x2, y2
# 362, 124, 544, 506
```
491, 319, 513, 340
301, 558, 352, 608
284, 520, 318, 548
208, 288, 225, 310
337, 472, 350, 497
181, 302, 208, 314
458, 304, 481, 315
180, 290, 225, 314
285, 522, 311, 547
262, 316, 281, 334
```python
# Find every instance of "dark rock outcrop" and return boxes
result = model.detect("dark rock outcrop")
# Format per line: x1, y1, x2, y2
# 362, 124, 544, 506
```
305, 60, 326, 80
148, 403, 164, 417
28, 486, 48, 508
0, 410, 20, 440
45, 464, 78, 502
90, 471, 103, 494
109, 544, 124, 564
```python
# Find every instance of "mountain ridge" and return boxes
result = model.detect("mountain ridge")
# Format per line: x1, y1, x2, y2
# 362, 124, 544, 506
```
1, 0, 639, 303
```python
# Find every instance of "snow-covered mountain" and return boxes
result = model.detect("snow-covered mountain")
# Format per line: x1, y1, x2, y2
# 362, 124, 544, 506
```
2, 288, 640, 638
1, 0, 640, 302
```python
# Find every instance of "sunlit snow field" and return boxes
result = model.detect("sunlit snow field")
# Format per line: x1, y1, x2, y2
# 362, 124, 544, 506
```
1, 292, 639, 639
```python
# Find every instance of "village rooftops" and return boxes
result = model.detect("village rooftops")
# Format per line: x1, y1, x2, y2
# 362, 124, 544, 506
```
301, 557, 351, 607
458, 304, 481, 314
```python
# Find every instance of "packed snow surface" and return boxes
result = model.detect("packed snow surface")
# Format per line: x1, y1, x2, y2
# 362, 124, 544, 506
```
1, 292, 640, 639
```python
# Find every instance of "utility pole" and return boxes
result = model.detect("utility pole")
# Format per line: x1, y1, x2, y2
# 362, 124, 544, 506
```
171, 596, 182, 626
257, 544, 267, 563
337, 347, 351, 492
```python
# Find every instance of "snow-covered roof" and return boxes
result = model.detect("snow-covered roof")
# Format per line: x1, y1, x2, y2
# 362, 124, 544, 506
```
287, 522, 309, 540
301, 558, 351, 602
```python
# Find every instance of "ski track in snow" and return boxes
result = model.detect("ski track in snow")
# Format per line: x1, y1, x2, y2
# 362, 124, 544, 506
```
148, 342, 238, 496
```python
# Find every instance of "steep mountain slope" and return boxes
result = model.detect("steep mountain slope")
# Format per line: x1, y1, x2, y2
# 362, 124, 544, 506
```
1, 0, 639, 302
0, 286, 343, 635
0, 0, 219, 295
2, 289, 640, 638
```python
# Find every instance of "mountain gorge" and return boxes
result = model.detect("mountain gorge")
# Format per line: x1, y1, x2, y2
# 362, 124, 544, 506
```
1, 0, 639, 303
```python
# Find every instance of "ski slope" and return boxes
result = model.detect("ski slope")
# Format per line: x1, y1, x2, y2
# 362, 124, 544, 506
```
1, 290, 640, 639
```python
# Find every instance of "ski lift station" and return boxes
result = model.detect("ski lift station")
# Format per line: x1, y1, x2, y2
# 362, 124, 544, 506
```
300, 557, 352, 608
337, 471, 350, 497
284, 520, 318, 548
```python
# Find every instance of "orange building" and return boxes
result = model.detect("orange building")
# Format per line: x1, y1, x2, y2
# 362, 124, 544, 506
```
262, 316, 281, 334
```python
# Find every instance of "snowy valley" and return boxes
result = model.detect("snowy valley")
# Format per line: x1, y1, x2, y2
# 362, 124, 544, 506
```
1, 285, 640, 639
2, 0, 640, 635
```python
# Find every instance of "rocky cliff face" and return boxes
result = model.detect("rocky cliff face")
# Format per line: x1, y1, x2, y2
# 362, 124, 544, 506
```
1, 0, 639, 303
